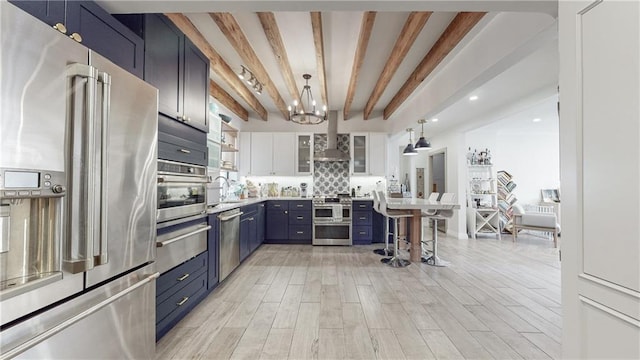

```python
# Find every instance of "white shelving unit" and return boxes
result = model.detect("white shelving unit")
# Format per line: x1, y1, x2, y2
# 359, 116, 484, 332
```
466, 165, 501, 239
220, 121, 239, 173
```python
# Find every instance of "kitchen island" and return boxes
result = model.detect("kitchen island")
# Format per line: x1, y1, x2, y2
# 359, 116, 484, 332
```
386, 198, 460, 263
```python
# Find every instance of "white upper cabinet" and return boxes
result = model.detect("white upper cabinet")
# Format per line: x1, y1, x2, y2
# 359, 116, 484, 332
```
350, 133, 386, 176
271, 133, 295, 176
247, 132, 295, 176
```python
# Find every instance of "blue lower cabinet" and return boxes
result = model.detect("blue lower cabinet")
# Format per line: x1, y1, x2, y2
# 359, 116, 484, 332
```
265, 201, 289, 242
156, 251, 208, 340
288, 225, 312, 243
372, 211, 386, 243
254, 203, 265, 252
352, 225, 372, 245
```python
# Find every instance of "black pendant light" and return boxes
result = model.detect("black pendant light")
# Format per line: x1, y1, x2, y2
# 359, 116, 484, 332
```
415, 119, 431, 150
403, 128, 418, 156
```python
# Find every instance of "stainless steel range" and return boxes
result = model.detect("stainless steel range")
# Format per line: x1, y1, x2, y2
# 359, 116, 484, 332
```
312, 194, 352, 245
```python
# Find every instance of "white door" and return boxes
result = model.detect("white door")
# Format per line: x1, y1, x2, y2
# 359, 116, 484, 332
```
250, 132, 273, 176
560, 1, 640, 358
272, 133, 296, 176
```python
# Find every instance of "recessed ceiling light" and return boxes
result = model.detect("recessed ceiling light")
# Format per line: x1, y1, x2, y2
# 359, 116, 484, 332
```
469, 95, 479, 101
432, 118, 439, 122
533, 118, 541, 122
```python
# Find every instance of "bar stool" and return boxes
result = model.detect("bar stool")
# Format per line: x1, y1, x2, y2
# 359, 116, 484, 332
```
377, 190, 413, 268
420, 192, 440, 258
421, 193, 455, 267
372, 191, 394, 256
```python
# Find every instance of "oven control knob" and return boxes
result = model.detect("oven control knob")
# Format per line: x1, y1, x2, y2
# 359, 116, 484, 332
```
52, 184, 66, 194
188, 167, 195, 174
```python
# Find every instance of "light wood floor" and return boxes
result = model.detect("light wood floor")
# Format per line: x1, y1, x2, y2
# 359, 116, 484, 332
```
156, 232, 561, 360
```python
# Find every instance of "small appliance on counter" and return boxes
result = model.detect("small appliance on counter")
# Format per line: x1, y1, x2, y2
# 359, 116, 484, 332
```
300, 183, 308, 198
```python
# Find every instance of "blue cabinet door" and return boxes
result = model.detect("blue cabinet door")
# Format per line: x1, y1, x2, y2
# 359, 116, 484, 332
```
144, 14, 183, 120
266, 209, 288, 241
65, 1, 144, 78
182, 38, 209, 132
240, 216, 251, 262
255, 203, 265, 251
207, 214, 219, 290
9, 1, 143, 78
9, 1, 65, 27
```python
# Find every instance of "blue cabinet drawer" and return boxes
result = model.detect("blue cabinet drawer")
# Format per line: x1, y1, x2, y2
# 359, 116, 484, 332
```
289, 210, 312, 225
289, 225, 312, 240
289, 200, 311, 211
157, 251, 207, 299
353, 200, 373, 211
267, 200, 289, 211
156, 271, 208, 340
353, 226, 372, 240
352, 211, 372, 226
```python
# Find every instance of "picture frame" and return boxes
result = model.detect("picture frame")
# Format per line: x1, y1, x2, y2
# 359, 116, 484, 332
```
541, 188, 560, 202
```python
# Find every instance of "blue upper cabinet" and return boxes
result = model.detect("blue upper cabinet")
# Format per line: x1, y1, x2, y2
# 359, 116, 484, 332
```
144, 14, 209, 133
9, 1, 144, 79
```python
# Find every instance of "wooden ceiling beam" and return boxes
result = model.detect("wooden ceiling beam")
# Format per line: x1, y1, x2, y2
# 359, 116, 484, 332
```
384, 12, 487, 120
164, 13, 268, 121
209, 80, 249, 121
257, 12, 300, 114
310, 12, 328, 107
343, 11, 376, 120
210, 12, 289, 121
363, 11, 431, 120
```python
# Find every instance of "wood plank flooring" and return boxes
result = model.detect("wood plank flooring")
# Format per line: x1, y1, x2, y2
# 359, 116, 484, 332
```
157, 232, 561, 360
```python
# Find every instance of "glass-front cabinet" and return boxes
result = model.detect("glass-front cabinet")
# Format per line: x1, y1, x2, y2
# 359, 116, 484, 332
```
350, 133, 368, 175
295, 133, 313, 175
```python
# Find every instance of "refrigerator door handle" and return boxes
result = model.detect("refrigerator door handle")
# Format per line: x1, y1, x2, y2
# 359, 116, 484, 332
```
2, 272, 160, 359
63, 63, 99, 274
95, 71, 111, 266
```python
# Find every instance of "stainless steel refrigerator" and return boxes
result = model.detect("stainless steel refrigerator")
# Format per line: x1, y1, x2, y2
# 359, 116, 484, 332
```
0, 2, 158, 358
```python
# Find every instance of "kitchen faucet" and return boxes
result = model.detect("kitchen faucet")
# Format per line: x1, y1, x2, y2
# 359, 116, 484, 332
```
212, 175, 235, 201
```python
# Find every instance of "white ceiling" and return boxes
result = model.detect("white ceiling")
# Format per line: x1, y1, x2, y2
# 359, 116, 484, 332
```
98, 0, 559, 137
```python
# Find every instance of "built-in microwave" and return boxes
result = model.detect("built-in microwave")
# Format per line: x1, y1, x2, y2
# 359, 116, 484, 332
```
157, 160, 208, 223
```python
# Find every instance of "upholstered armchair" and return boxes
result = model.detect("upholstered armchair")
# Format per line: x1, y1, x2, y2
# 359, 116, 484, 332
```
511, 204, 560, 247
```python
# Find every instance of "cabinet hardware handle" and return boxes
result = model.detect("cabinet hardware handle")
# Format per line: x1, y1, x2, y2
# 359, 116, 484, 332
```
359, 217, 366, 220
297, 216, 304, 220
297, 231, 304, 234
178, 149, 191, 154
297, 204, 304, 207
284, 211, 288, 214
359, 205, 366, 208
249, 217, 254, 221
359, 232, 366, 235
69, 32, 82, 43
53, 23, 67, 34
176, 297, 189, 306
274, 205, 281, 208
177, 273, 190, 281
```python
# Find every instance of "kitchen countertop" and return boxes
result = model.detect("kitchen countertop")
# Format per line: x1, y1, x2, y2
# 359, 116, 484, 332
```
207, 197, 312, 214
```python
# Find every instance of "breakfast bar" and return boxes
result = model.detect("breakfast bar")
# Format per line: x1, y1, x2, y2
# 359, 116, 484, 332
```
386, 198, 461, 263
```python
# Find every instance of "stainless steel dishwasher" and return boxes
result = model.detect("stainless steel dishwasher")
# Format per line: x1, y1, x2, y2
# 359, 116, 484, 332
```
218, 208, 243, 281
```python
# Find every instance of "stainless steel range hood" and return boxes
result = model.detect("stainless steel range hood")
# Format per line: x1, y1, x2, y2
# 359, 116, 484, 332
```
314, 111, 350, 162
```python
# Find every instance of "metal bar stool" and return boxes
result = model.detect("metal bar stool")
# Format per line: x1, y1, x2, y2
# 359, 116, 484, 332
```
377, 190, 413, 268
372, 191, 394, 257
421, 193, 456, 267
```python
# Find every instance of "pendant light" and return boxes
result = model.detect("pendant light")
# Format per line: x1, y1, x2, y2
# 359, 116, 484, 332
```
414, 119, 431, 150
288, 74, 327, 125
403, 128, 418, 156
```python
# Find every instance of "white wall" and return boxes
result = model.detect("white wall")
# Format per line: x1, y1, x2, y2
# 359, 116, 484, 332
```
465, 96, 560, 205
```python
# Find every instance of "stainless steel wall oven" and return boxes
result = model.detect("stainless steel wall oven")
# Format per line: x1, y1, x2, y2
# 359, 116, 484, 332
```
157, 160, 208, 223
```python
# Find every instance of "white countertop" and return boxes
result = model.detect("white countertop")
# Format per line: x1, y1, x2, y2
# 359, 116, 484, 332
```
385, 198, 461, 210
207, 197, 312, 214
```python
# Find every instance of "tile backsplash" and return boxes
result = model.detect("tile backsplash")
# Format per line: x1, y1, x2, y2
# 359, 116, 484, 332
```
313, 133, 350, 195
